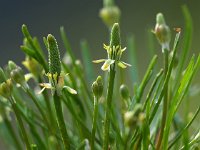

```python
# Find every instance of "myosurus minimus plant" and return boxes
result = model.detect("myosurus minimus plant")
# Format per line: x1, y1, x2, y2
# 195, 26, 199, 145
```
0, 0, 200, 150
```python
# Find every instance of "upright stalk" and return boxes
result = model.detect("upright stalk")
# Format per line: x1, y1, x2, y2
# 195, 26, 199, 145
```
154, 13, 171, 150
53, 92, 70, 150
47, 34, 71, 150
91, 96, 99, 150
9, 97, 31, 150
103, 68, 116, 149
156, 49, 168, 150
4, 118, 22, 150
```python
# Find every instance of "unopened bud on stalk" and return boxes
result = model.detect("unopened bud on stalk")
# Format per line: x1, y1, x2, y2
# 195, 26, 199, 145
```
154, 13, 171, 52
0, 79, 13, 99
9, 61, 26, 87
99, 0, 121, 29
22, 56, 43, 77
92, 76, 103, 98
120, 84, 130, 100
124, 104, 143, 128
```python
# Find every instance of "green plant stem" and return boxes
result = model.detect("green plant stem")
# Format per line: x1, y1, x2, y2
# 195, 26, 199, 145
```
53, 92, 70, 150
25, 88, 51, 132
156, 49, 169, 150
9, 97, 31, 150
4, 118, 22, 150
103, 67, 116, 150
91, 96, 99, 150
38, 76, 54, 124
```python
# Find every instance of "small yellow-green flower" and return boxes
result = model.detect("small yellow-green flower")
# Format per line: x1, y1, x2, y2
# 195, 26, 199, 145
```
93, 23, 131, 71
39, 72, 77, 96
39, 34, 77, 96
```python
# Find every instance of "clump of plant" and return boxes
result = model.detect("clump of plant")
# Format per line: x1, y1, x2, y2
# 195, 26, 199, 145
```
0, 0, 199, 150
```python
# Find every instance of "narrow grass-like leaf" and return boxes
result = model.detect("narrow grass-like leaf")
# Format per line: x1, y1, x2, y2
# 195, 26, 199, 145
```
127, 35, 139, 82
129, 55, 158, 109
149, 32, 181, 123
60, 26, 76, 62
80, 40, 95, 83
143, 68, 163, 111
163, 54, 200, 149
174, 5, 193, 91
21, 24, 48, 72
168, 106, 200, 149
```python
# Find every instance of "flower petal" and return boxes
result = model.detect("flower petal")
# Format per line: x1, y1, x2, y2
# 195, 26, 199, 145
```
93, 59, 106, 63
39, 83, 52, 89
64, 86, 77, 94
118, 61, 131, 69
101, 59, 115, 71
25, 73, 33, 82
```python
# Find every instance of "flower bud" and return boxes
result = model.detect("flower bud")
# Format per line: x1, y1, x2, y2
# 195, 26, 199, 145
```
99, 6, 121, 29
154, 13, 171, 52
120, 84, 130, 100
92, 76, 103, 98
124, 104, 143, 128
100, 0, 120, 29
0, 79, 13, 99
22, 56, 43, 77
10, 66, 26, 85
8, 61, 17, 71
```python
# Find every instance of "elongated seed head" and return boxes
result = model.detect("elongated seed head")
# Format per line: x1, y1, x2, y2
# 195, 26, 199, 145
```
47, 34, 61, 75
110, 23, 121, 47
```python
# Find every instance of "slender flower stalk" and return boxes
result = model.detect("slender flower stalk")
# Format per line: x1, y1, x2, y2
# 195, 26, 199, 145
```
91, 76, 103, 150
153, 13, 171, 150
9, 96, 32, 150
47, 34, 70, 150
93, 23, 130, 149
0, 77, 31, 150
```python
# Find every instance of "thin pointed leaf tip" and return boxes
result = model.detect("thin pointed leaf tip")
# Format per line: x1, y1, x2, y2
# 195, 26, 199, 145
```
47, 34, 61, 75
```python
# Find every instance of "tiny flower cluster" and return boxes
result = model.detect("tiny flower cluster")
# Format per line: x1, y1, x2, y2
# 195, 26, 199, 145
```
93, 23, 131, 71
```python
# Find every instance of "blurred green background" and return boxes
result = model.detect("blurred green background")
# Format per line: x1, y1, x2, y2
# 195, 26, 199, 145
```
0, 0, 199, 67
0, 0, 199, 149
